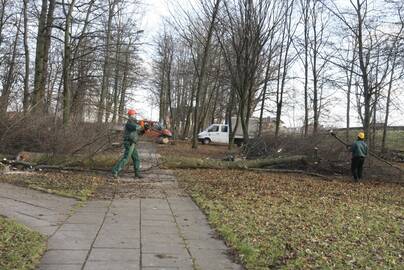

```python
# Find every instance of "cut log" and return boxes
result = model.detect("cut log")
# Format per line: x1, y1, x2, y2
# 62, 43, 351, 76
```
161, 155, 308, 170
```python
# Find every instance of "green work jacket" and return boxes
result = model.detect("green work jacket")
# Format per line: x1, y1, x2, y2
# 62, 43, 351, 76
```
123, 119, 142, 144
351, 140, 368, 158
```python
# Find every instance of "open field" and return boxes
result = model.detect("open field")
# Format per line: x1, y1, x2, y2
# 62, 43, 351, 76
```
176, 169, 404, 269
0, 217, 46, 270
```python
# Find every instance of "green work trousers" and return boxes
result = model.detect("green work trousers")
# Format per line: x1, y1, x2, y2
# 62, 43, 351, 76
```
112, 142, 140, 175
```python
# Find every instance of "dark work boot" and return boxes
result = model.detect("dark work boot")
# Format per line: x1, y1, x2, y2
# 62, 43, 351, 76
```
134, 173, 144, 179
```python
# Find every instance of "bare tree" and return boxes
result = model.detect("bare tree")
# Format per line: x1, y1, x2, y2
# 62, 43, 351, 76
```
97, 0, 117, 122
219, 0, 273, 143
22, 0, 30, 112
275, 0, 295, 137
32, 0, 56, 113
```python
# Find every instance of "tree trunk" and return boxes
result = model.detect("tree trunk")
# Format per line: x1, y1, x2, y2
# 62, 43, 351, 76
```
302, 0, 310, 137
259, 50, 272, 136
0, 18, 20, 116
97, 0, 116, 122
191, 0, 221, 149
32, 0, 56, 113
275, 1, 293, 137
112, 29, 122, 123
346, 42, 356, 141
62, 0, 75, 126
355, 0, 370, 140
182, 76, 196, 139
118, 43, 131, 123
23, 0, 30, 112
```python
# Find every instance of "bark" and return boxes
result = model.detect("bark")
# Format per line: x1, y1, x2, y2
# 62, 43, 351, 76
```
346, 41, 356, 141
355, 0, 371, 140
118, 43, 131, 123
302, 0, 310, 136
0, 17, 20, 116
275, 1, 294, 137
182, 76, 196, 139
112, 27, 122, 123
62, 0, 76, 126
311, 3, 319, 134
0, 0, 8, 49
191, 0, 221, 149
32, 0, 56, 113
98, 0, 117, 122
22, 0, 30, 112
162, 155, 308, 170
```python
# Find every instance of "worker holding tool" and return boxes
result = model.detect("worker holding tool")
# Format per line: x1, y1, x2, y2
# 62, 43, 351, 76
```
350, 132, 368, 182
112, 109, 144, 179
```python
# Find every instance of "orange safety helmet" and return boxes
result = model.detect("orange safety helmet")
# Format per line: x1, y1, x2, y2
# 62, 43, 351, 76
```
139, 120, 145, 128
127, 109, 136, 116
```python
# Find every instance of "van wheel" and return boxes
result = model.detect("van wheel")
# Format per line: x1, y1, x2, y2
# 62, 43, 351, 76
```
202, 138, 211, 145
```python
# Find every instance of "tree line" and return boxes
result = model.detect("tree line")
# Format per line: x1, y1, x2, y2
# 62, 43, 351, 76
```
0, 0, 143, 126
151, 0, 404, 150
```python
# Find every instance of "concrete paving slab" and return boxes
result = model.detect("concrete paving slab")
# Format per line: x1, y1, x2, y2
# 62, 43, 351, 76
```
142, 233, 184, 244
0, 183, 76, 236
38, 264, 82, 270
87, 248, 140, 262
142, 225, 179, 235
141, 253, 194, 269
142, 267, 180, 270
142, 242, 188, 255
40, 249, 88, 265
66, 213, 105, 224
84, 261, 140, 270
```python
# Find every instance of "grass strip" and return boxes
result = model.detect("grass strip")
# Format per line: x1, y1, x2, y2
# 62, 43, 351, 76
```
0, 217, 46, 270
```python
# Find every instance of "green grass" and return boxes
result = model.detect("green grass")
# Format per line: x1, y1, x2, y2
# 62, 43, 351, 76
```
177, 169, 404, 269
0, 217, 46, 270
0, 172, 105, 201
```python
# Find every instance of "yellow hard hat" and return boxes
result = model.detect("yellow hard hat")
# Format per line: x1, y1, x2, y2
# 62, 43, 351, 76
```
358, 132, 365, 140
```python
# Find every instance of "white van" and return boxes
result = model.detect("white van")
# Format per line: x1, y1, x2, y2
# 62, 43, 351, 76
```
197, 118, 260, 145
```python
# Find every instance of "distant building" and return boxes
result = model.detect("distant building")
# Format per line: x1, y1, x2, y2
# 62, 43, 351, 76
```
260, 116, 287, 133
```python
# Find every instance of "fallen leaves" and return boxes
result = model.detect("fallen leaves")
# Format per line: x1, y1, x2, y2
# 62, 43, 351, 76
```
0, 172, 106, 201
176, 169, 404, 269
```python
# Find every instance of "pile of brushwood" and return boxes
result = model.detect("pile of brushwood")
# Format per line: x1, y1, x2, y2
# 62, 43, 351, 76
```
243, 133, 403, 182
0, 114, 120, 157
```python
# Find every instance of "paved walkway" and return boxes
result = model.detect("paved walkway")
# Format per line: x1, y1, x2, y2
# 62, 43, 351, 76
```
0, 142, 242, 270
0, 183, 77, 236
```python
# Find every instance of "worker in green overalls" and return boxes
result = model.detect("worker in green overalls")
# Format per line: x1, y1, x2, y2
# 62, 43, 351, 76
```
112, 109, 144, 179
350, 132, 368, 182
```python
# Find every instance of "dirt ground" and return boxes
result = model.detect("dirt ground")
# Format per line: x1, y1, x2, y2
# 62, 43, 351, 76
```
93, 171, 187, 200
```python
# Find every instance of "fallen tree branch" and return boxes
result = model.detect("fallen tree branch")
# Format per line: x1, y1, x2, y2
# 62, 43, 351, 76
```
161, 155, 308, 170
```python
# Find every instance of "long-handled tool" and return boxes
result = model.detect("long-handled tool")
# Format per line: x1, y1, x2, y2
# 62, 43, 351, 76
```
329, 130, 403, 173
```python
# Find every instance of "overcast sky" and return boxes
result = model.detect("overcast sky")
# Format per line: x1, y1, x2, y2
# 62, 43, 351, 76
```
129, 0, 169, 121
132, 0, 404, 128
